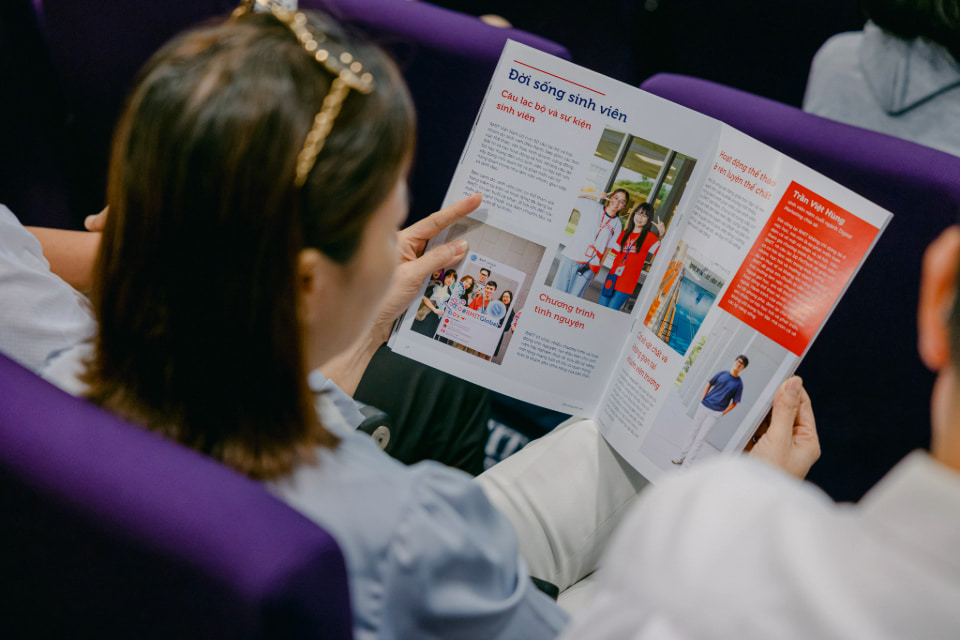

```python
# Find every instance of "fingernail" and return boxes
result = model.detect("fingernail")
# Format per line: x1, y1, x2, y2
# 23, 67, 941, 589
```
452, 239, 468, 255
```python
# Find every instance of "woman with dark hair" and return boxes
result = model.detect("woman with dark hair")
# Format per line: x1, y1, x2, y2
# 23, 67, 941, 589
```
44, 2, 573, 637
495, 290, 515, 358
498, 290, 514, 323
598, 202, 665, 311
0, 2, 825, 635
412, 268, 457, 338
554, 188, 629, 297
456, 273, 476, 302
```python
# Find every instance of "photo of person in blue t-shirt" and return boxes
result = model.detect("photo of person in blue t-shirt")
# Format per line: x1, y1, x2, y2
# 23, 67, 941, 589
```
672, 355, 749, 466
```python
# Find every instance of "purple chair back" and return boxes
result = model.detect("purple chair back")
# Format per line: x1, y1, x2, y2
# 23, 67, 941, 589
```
0, 0, 73, 228
22, 0, 569, 227
23, 0, 230, 228
307, 0, 572, 220
640, 73, 960, 502
0, 353, 352, 638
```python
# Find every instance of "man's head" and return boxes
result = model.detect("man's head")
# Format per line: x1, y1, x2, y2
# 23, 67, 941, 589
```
484, 281, 497, 300
731, 355, 749, 376
478, 268, 490, 284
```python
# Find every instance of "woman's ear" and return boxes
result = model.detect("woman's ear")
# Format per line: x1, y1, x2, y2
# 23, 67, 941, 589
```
297, 248, 337, 327
918, 226, 960, 371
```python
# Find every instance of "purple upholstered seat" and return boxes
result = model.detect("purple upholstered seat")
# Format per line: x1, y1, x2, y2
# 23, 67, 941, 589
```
640, 73, 960, 502
20, 0, 569, 228
0, 353, 352, 638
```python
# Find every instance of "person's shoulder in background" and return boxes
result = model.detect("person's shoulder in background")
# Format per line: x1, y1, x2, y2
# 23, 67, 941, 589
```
803, 22, 960, 158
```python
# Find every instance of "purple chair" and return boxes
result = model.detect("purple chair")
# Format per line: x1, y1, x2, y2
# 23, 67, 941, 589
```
640, 73, 960, 502
308, 0, 572, 220
0, 353, 352, 638
0, 0, 73, 229
21, 0, 570, 228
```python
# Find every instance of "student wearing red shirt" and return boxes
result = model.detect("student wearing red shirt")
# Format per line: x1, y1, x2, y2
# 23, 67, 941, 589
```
598, 202, 665, 311
469, 281, 498, 314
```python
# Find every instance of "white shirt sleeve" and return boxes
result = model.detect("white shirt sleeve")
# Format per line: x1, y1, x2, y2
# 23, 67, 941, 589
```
0, 205, 96, 374
560, 457, 840, 640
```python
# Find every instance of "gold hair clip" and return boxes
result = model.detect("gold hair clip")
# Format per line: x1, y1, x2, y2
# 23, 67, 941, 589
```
233, 0, 375, 186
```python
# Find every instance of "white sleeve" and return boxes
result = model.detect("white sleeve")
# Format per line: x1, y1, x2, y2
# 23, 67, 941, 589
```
0, 205, 95, 374
560, 458, 839, 640
476, 419, 649, 593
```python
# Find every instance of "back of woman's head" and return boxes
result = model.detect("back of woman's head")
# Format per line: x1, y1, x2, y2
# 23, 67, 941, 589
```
84, 7, 415, 479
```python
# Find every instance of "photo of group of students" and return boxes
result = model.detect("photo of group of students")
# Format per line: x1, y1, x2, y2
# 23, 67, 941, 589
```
547, 129, 697, 313
408, 218, 543, 365
412, 266, 515, 340
598, 199, 666, 311
552, 189, 665, 310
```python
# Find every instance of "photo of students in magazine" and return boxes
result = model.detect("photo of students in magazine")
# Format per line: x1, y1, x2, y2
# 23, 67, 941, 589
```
545, 128, 694, 313
410, 217, 544, 365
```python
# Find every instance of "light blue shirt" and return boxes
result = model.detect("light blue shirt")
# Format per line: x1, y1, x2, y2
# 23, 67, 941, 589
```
269, 390, 569, 639
2, 204, 569, 639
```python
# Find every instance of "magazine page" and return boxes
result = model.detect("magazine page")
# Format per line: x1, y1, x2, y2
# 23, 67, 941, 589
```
388, 40, 721, 416
595, 127, 892, 482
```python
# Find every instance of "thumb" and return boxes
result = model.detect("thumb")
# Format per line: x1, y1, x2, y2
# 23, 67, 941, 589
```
85, 206, 109, 232
407, 239, 468, 281
767, 376, 802, 444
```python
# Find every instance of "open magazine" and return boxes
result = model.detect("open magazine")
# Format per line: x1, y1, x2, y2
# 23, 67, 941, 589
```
388, 41, 891, 482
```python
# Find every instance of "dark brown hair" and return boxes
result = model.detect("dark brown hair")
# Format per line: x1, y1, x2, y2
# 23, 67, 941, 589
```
861, 0, 960, 60
83, 11, 415, 479
620, 201, 656, 254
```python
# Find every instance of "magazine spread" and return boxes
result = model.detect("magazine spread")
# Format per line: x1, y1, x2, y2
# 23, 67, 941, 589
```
388, 41, 891, 481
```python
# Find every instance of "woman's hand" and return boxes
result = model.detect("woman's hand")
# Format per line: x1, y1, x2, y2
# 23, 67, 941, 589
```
84, 206, 109, 231
422, 296, 440, 316
319, 194, 480, 396
749, 376, 820, 479
27, 205, 109, 293
653, 216, 666, 237
368, 194, 480, 344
